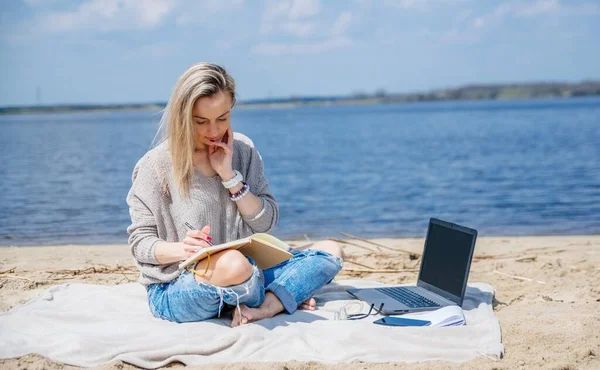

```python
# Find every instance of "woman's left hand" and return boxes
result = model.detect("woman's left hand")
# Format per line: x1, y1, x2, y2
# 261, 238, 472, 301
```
208, 126, 234, 178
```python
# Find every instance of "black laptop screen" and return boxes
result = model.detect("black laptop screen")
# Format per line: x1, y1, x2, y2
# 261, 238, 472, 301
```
419, 222, 474, 298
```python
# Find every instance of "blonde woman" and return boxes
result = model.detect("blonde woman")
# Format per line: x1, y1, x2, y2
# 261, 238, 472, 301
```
127, 63, 344, 326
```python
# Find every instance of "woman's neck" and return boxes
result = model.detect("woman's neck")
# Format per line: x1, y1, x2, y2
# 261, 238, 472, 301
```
192, 154, 217, 177
192, 149, 209, 162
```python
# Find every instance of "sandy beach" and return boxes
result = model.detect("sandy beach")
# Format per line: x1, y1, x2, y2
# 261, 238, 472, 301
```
1, 235, 599, 369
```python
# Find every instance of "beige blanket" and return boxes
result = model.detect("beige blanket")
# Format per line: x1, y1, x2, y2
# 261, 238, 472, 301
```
0, 279, 503, 367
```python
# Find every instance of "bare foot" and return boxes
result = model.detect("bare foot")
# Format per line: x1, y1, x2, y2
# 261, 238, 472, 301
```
299, 297, 316, 311
231, 292, 284, 327
231, 305, 267, 327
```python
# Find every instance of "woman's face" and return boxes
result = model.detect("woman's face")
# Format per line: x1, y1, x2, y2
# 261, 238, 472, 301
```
192, 91, 232, 150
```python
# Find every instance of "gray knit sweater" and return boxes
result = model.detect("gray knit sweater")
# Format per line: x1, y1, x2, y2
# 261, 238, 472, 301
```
126, 133, 278, 286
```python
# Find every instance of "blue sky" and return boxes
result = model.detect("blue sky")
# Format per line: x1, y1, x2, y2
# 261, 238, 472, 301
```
1, 0, 599, 106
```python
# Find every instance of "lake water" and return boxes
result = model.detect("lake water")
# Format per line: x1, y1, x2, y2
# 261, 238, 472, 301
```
1, 98, 599, 246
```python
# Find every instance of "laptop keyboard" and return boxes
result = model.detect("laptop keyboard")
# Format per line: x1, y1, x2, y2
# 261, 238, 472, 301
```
375, 287, 441, 308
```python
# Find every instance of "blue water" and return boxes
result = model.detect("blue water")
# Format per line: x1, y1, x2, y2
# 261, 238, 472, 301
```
1, 98, 599, 246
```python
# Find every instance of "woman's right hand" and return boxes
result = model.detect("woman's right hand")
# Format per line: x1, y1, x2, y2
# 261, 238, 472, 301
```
182, 225, 212, 259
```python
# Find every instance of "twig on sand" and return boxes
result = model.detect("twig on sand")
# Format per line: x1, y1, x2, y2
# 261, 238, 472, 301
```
341, 268, 419, 273
493, 270, 546, 284
47, 266, 138, 275
476, 352, 500, 361
120, 271, 135, 282
344, 259, 377, 270
473, 255, 495, 260
328, 238, 380, 253
515, 256, 537, 263
47, 277, 70, 281
0, 267, 17, 274
340, 232, 383, 251
340, 232, 420, 257
42, 266, 139, 282
1, 275, 34, 282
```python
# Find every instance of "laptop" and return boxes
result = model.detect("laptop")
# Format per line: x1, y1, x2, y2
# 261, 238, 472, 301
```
347, 218, 477, 314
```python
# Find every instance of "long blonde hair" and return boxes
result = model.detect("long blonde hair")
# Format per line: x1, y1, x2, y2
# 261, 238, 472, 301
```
154, 63, 236, 198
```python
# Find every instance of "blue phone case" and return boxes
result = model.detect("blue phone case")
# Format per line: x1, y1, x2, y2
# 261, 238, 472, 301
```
373, 317, 431, 327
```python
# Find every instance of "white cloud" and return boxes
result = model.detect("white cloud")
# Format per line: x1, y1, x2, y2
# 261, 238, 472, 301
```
382, 0, 471, 11
439, 28, 481, 44
260, 0, 321, 37
377, 26, 479, 46
281, 21, 315, 37
123, 41, 178, 60
263, 1, 291, 21
473, 0, 600, 29
35, 0, 174, 33
454, 9, 473, 24
256, 2, 356, 55
471, 3, 508, 28
383, 0, 419, 9
517, 0, 560, 17
252, 37, 352, 55
23, 0, 64, 6
332, 11, 353, 37
472, 17, 484, 28
175, 0, 245, 26
21, 0, 247, 34
289, 0, 320, 19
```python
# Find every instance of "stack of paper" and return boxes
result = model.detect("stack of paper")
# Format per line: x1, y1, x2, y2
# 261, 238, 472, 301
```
391, 305, 466, 327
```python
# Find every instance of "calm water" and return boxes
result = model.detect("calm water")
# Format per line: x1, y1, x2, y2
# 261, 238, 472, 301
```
1, 98, 599, 246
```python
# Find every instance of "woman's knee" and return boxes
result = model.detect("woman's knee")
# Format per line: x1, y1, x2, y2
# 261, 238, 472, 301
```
194, 249, 254, 286
311, 240, 344, 260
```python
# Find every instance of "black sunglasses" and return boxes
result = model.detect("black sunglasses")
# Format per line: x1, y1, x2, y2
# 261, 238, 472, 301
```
347, 303, 385, 320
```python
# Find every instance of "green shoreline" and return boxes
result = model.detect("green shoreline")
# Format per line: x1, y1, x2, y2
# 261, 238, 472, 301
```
2, 80, 599, 115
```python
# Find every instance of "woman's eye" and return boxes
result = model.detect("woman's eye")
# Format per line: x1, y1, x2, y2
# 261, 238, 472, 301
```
195, 121, 206, 125
217, 118, 227, 122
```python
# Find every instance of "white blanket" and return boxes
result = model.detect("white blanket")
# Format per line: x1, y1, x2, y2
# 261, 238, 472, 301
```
0, 280, 503, 368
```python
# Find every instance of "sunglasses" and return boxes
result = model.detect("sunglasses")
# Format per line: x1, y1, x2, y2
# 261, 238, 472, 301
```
346, 303, 385, 320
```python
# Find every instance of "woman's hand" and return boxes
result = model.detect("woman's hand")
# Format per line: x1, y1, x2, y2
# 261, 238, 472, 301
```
208, 126, 234, 179
182, 225, 212, 259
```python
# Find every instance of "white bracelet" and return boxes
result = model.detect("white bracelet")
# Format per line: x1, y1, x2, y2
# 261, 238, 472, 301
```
230, 183, 250, 201
221, 170, 243, 189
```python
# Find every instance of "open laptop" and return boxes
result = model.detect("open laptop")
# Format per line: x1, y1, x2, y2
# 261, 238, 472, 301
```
347, 218, 477, 314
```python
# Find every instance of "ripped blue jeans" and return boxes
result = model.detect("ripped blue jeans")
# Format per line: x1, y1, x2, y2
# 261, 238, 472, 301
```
146, 250, 343, 323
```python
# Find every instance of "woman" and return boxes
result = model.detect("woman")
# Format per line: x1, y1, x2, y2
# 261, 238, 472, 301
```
126, 62, 344, 327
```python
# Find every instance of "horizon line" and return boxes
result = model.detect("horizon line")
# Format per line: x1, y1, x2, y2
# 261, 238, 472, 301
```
2, 78, 599, 110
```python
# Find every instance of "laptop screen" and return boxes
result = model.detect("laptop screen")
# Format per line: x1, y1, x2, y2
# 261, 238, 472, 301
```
419, 221, 475, 299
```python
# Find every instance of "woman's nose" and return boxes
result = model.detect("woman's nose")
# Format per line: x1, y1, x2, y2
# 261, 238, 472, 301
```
207, 122, 219, 135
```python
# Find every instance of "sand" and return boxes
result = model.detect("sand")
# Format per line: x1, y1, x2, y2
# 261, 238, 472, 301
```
1, 235, 599, 369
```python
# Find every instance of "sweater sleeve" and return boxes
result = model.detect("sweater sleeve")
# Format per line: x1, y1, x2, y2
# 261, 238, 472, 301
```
126, 157, 162, 265
241, 144, 279, 233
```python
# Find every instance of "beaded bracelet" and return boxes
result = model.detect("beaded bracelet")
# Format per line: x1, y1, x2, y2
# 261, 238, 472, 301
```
230, 182, 250, 201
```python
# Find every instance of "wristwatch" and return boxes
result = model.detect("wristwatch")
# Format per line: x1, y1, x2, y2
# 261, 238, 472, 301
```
221, 170, 243, 189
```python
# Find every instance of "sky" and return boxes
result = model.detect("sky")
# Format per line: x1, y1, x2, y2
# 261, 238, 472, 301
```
1, 0, 599, 106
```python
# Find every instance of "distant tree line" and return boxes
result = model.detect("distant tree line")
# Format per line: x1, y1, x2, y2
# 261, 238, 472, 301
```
2, 81, 599, 114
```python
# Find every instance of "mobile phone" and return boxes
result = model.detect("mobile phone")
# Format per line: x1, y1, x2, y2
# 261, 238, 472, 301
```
373, 317, 431, 327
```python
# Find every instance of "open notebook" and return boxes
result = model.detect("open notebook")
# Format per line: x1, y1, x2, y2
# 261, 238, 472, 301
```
386, 305, 466, 327
178, 233, 293, 271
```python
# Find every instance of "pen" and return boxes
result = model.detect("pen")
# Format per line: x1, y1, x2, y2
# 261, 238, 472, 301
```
183, 222, 213, 276
184, 222, 214, 246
